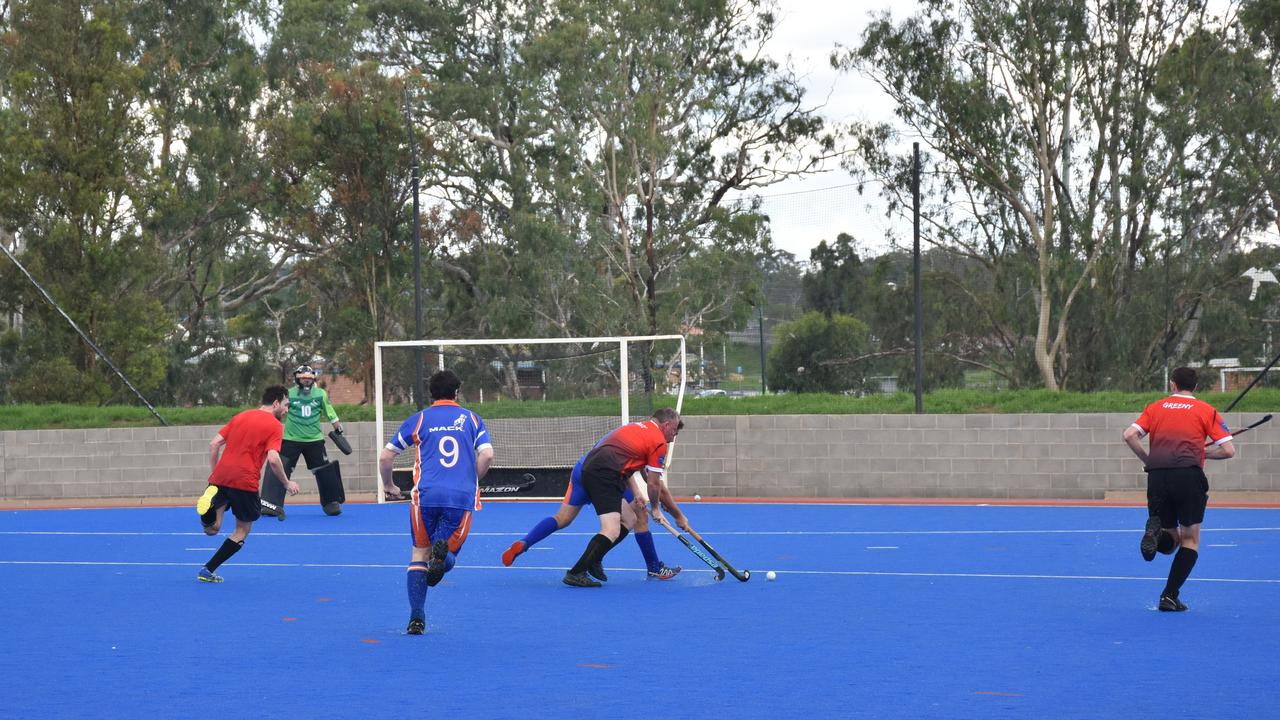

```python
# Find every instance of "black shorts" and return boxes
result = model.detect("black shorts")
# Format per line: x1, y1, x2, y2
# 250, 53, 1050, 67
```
1146, 466, 1209, 528
579, 458, 626, 517
207, 485, 262, 523
280, 439, 328, 477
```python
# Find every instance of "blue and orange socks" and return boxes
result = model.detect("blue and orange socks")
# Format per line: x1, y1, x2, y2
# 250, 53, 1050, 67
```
523, 517, 560, 548
408, 561, 428, 617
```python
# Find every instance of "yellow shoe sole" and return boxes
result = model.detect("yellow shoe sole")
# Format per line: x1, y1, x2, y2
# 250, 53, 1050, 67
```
196, 485, 218, 516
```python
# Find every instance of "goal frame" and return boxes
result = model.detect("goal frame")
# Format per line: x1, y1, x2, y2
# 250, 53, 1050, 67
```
372, 334, 687, 502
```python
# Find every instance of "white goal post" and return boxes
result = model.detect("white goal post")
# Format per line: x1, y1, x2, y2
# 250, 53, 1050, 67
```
373, 334, 687, 502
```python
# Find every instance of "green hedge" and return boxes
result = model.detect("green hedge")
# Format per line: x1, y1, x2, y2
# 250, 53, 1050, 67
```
2, 388, 1277, 430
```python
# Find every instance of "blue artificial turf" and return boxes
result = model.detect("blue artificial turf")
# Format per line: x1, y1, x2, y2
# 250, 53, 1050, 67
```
1, 501, 1278, 719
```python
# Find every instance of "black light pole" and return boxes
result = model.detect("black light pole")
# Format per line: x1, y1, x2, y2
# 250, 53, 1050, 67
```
912, 142, 923, 414
404, 87, 425, 410
757, 303, 767, 394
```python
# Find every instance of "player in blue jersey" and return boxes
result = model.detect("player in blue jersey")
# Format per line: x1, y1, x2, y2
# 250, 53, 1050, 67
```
378, 369, 494, 635
500, 444, 683, 581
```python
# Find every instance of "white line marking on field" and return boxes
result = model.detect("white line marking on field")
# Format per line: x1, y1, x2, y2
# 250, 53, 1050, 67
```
0, 560, 1276, 585
866, 546, 899, 550
1206, 544, 1238, 548
4, 527, 1280, 538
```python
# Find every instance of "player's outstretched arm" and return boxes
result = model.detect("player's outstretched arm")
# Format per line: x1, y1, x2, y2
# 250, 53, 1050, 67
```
267, 450, 299, 495
642, 470, 666, 523
208, 433, 226, 472
476, 446, 495, 481
658, 483, 689, 531
378, 448, 403, 499
1206, 439, 1235, 460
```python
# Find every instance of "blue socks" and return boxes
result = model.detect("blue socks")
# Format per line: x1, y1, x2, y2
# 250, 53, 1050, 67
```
524, 517, 661, 573
634, 531, 660, 573
407, 561, 428, 619
523, 516, 560, 548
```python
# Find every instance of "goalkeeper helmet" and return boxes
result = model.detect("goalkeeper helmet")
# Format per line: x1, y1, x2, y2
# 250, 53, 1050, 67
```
293, 365, 316, 388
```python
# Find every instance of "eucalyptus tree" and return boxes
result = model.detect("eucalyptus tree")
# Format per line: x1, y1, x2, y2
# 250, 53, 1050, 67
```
0, 0, 171, 402
837, 0, 1257, 389
549, 0, 836, 343
258, 0, 415, 400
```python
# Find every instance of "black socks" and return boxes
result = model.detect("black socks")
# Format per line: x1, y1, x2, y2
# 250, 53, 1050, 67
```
570, 534, 613, 574
205, 538, 244, 572
1163, 547, 1198, 598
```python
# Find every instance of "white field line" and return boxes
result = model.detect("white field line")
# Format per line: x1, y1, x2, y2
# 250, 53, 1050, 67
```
4, 527, 1280, 538
0, 559, 1276, 585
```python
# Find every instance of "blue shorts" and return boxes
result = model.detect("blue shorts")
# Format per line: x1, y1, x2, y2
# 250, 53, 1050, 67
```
564, 459, 634, 507
410, 505, 472, 552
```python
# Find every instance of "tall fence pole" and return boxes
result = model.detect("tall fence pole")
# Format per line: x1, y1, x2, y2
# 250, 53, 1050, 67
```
913, 142, 923, 414
757, 303, 767, 395
404, 87, 425, 409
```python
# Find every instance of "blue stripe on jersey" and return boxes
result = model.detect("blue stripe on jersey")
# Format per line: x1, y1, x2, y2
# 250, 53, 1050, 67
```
390, 402, 490, 510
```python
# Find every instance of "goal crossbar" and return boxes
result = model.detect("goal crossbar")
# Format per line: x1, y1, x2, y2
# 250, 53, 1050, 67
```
373, 335, 687, 502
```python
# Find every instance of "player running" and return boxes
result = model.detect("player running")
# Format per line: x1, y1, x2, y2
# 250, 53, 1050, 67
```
378, 370, 494, 635
500, 442, 683, 581
195, 385, 299, 582
1122, 366, 1235, 611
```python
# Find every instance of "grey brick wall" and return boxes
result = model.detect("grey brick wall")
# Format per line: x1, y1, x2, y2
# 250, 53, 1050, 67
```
1, 413, 1273, 500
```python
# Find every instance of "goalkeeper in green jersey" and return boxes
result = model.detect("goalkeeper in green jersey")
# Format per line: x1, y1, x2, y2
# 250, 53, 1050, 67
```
259, 365, 348, 519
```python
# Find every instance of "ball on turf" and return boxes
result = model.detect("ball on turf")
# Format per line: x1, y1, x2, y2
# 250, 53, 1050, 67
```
694, 494, 701, 501
766, 571, 777, 581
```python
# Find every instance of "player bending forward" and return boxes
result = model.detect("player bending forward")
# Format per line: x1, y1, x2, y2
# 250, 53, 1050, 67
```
560, 408, 683, 587
379, 370, 493, 635
195, 385, 299, 582
502, 445, 683, 581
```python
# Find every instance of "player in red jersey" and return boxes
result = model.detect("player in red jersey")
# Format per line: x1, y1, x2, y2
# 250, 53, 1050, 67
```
562, 408, 683, 587
1123, 367, 1234, 611
194, 385, 299, 583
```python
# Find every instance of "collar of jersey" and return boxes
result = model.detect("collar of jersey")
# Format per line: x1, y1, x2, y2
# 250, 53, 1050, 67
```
431, 400, 461, 408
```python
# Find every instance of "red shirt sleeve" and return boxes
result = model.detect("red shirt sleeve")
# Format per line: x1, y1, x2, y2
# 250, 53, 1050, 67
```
646, 435, 667, 474
1133, 405, 1153, 434
1206, 410, 1232, 444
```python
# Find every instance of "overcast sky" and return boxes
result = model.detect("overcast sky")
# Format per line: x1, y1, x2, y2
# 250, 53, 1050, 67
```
747, 0, 918, 261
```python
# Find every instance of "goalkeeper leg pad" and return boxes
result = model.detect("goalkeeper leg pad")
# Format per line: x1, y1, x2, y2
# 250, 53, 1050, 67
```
315, 460, 346, 508
260, 469, 287, 518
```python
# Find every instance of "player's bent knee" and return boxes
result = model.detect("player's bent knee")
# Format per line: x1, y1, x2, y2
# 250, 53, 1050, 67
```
203, 524, 220, 536
554, 506, 580, 528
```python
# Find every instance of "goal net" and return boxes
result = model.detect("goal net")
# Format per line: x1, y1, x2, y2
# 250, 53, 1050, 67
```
373, 335, 687, 501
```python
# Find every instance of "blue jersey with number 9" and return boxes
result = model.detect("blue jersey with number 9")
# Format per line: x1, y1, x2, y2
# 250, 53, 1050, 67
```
386, 400, 492, 510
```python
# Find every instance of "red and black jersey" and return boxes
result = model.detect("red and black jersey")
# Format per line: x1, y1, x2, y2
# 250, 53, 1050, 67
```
1131, 394, 1232, 469
583, 419, 668, 479
210, 409, 284, 492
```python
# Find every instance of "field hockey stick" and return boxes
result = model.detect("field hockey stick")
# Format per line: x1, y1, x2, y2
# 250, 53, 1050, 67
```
684, 526, 750, 582
1205, 413, 1273, 446
480, 473, 538, 494
1223, 349, 1280, 413
653, 513, 726, 580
